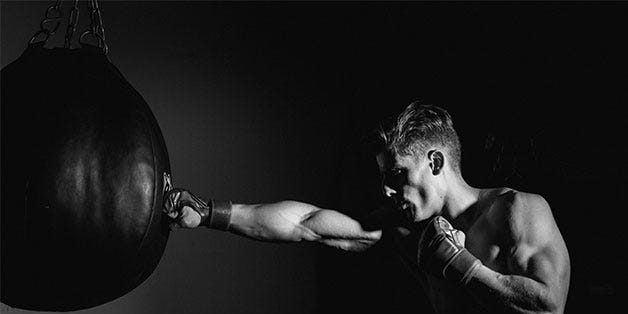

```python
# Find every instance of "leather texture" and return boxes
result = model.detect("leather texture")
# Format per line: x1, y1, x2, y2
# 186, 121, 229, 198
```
417, 216, 482, 285
1, 44, 171, 311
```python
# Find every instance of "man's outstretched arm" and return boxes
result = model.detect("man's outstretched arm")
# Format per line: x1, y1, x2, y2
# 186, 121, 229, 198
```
164, 189, 382, 252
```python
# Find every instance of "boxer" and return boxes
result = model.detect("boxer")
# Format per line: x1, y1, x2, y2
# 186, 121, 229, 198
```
165, 102, 570, 313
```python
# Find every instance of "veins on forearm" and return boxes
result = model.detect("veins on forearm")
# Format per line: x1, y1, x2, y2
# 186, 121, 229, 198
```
468, 272, 557, 314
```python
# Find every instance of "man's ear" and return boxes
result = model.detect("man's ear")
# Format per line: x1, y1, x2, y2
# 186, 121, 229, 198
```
428, 150, 444, 175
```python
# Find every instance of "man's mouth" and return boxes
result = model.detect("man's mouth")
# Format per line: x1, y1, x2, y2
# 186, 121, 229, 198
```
399, 201, 415, 221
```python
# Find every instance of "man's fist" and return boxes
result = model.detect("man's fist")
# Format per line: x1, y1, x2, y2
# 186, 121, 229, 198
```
417, 216, 482, 285
163, 188, 232, 230
163, 188, 208, 229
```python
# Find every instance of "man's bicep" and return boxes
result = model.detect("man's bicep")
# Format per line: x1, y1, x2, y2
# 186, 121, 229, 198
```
505, 236, 570, 313
524, 245, 569, 287
505, 194, 558, 273
230, 201, 320, 241
506, 195, 570, 305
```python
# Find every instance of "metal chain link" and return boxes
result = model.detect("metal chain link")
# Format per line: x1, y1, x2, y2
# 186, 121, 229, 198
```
28, 0, 63, 46
79, 0, 108, 54
27, 0, 109, 54
64, 0, 81, 49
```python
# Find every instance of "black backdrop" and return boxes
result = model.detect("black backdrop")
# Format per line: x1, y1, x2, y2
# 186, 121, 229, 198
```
1, 1, 625, 313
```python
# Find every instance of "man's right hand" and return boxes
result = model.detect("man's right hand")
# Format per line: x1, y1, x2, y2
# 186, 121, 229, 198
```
417, 216, 482, 286
163, 188, 207, 229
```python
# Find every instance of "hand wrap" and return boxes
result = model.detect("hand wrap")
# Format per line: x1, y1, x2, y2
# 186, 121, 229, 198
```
417, 216, 482, 285
163, 188, 232, 230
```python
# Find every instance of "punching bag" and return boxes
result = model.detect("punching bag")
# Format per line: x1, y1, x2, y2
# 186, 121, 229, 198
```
1, 43, 171, 311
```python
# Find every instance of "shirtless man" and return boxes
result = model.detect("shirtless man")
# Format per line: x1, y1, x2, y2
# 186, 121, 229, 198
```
164, 102, 570, 313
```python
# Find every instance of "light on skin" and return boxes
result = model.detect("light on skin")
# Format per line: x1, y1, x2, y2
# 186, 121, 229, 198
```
171, 145, 570, 312
377, 147, 570, 313
375, 148, 481, 225
170, 200, 382, 252
169, 204, 201, 228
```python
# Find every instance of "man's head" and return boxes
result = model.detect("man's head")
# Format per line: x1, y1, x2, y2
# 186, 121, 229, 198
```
376, 102, 462, 221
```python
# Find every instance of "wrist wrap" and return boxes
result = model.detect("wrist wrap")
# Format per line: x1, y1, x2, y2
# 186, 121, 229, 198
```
206, 200, 232, 231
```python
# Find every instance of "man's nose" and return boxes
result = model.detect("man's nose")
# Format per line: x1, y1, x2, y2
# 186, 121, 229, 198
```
383, 185, 397, 198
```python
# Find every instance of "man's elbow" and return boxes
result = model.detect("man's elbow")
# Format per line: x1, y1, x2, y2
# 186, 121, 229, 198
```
346, 239, 377, 252
318, 239, 375, 252
535, 284, 566, 314
539, 263, 570, 313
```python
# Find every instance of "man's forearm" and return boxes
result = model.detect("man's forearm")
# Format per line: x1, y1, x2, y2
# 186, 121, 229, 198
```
467, 266, 561, 314
228, 202, 313, 241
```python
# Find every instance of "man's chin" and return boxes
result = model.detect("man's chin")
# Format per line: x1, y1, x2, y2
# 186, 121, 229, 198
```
403, 206, 418, 222
411, 209, 433, 223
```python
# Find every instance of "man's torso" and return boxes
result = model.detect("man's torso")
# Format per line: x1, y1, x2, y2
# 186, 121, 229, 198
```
390, 187, 516, 314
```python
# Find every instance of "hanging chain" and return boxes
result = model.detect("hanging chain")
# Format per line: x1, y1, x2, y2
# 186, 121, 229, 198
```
27, 0, 109, 54
64, 0, 80, 48
79, 0, 108, 54
28, 0, 63, 46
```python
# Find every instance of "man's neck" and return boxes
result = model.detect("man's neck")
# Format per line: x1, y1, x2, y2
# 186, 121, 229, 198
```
440, 178, 481, 221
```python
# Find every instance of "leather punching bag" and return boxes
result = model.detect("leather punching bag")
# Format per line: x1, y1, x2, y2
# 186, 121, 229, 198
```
1, 44, 171, 311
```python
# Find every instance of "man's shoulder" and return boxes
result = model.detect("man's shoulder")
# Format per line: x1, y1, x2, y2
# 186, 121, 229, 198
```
481, 189, 550, 228
488, 189, 549, 215
486, 189, 555, 240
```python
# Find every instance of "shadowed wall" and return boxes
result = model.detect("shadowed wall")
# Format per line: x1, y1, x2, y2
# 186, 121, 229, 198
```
1, 1, 626, 313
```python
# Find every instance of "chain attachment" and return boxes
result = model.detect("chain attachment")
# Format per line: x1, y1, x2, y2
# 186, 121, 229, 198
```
28, 0, 63, 46
79, 0, 108, 54
28, 0, 109, 54
63, 0, 80, 49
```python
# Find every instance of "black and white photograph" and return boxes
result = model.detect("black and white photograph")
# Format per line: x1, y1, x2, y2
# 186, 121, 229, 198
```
1, 1, 625, 313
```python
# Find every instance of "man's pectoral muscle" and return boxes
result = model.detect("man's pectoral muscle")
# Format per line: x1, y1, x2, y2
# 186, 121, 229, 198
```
229, 201, 382, 251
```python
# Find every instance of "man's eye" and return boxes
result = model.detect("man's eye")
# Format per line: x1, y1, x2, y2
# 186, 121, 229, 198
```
391, 169, 403, 176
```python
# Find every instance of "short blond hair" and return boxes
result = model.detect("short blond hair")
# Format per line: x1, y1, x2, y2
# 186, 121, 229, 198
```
379, 101, 462, 173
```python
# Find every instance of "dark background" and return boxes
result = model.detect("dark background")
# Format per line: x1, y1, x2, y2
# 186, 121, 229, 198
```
1, 1, 626, 313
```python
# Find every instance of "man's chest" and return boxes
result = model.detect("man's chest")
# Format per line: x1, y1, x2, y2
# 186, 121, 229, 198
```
391, 218, 508, 275
464, 218, 510, 273
389, 220, 508, 313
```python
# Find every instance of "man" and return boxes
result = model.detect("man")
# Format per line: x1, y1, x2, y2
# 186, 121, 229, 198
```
165, 102, 570, 313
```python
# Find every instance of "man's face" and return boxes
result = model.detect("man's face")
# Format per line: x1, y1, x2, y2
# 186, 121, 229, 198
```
376, 150, 442, 222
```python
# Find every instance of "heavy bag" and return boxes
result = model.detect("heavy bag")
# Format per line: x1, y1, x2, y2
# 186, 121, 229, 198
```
1, 44, 171, 311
